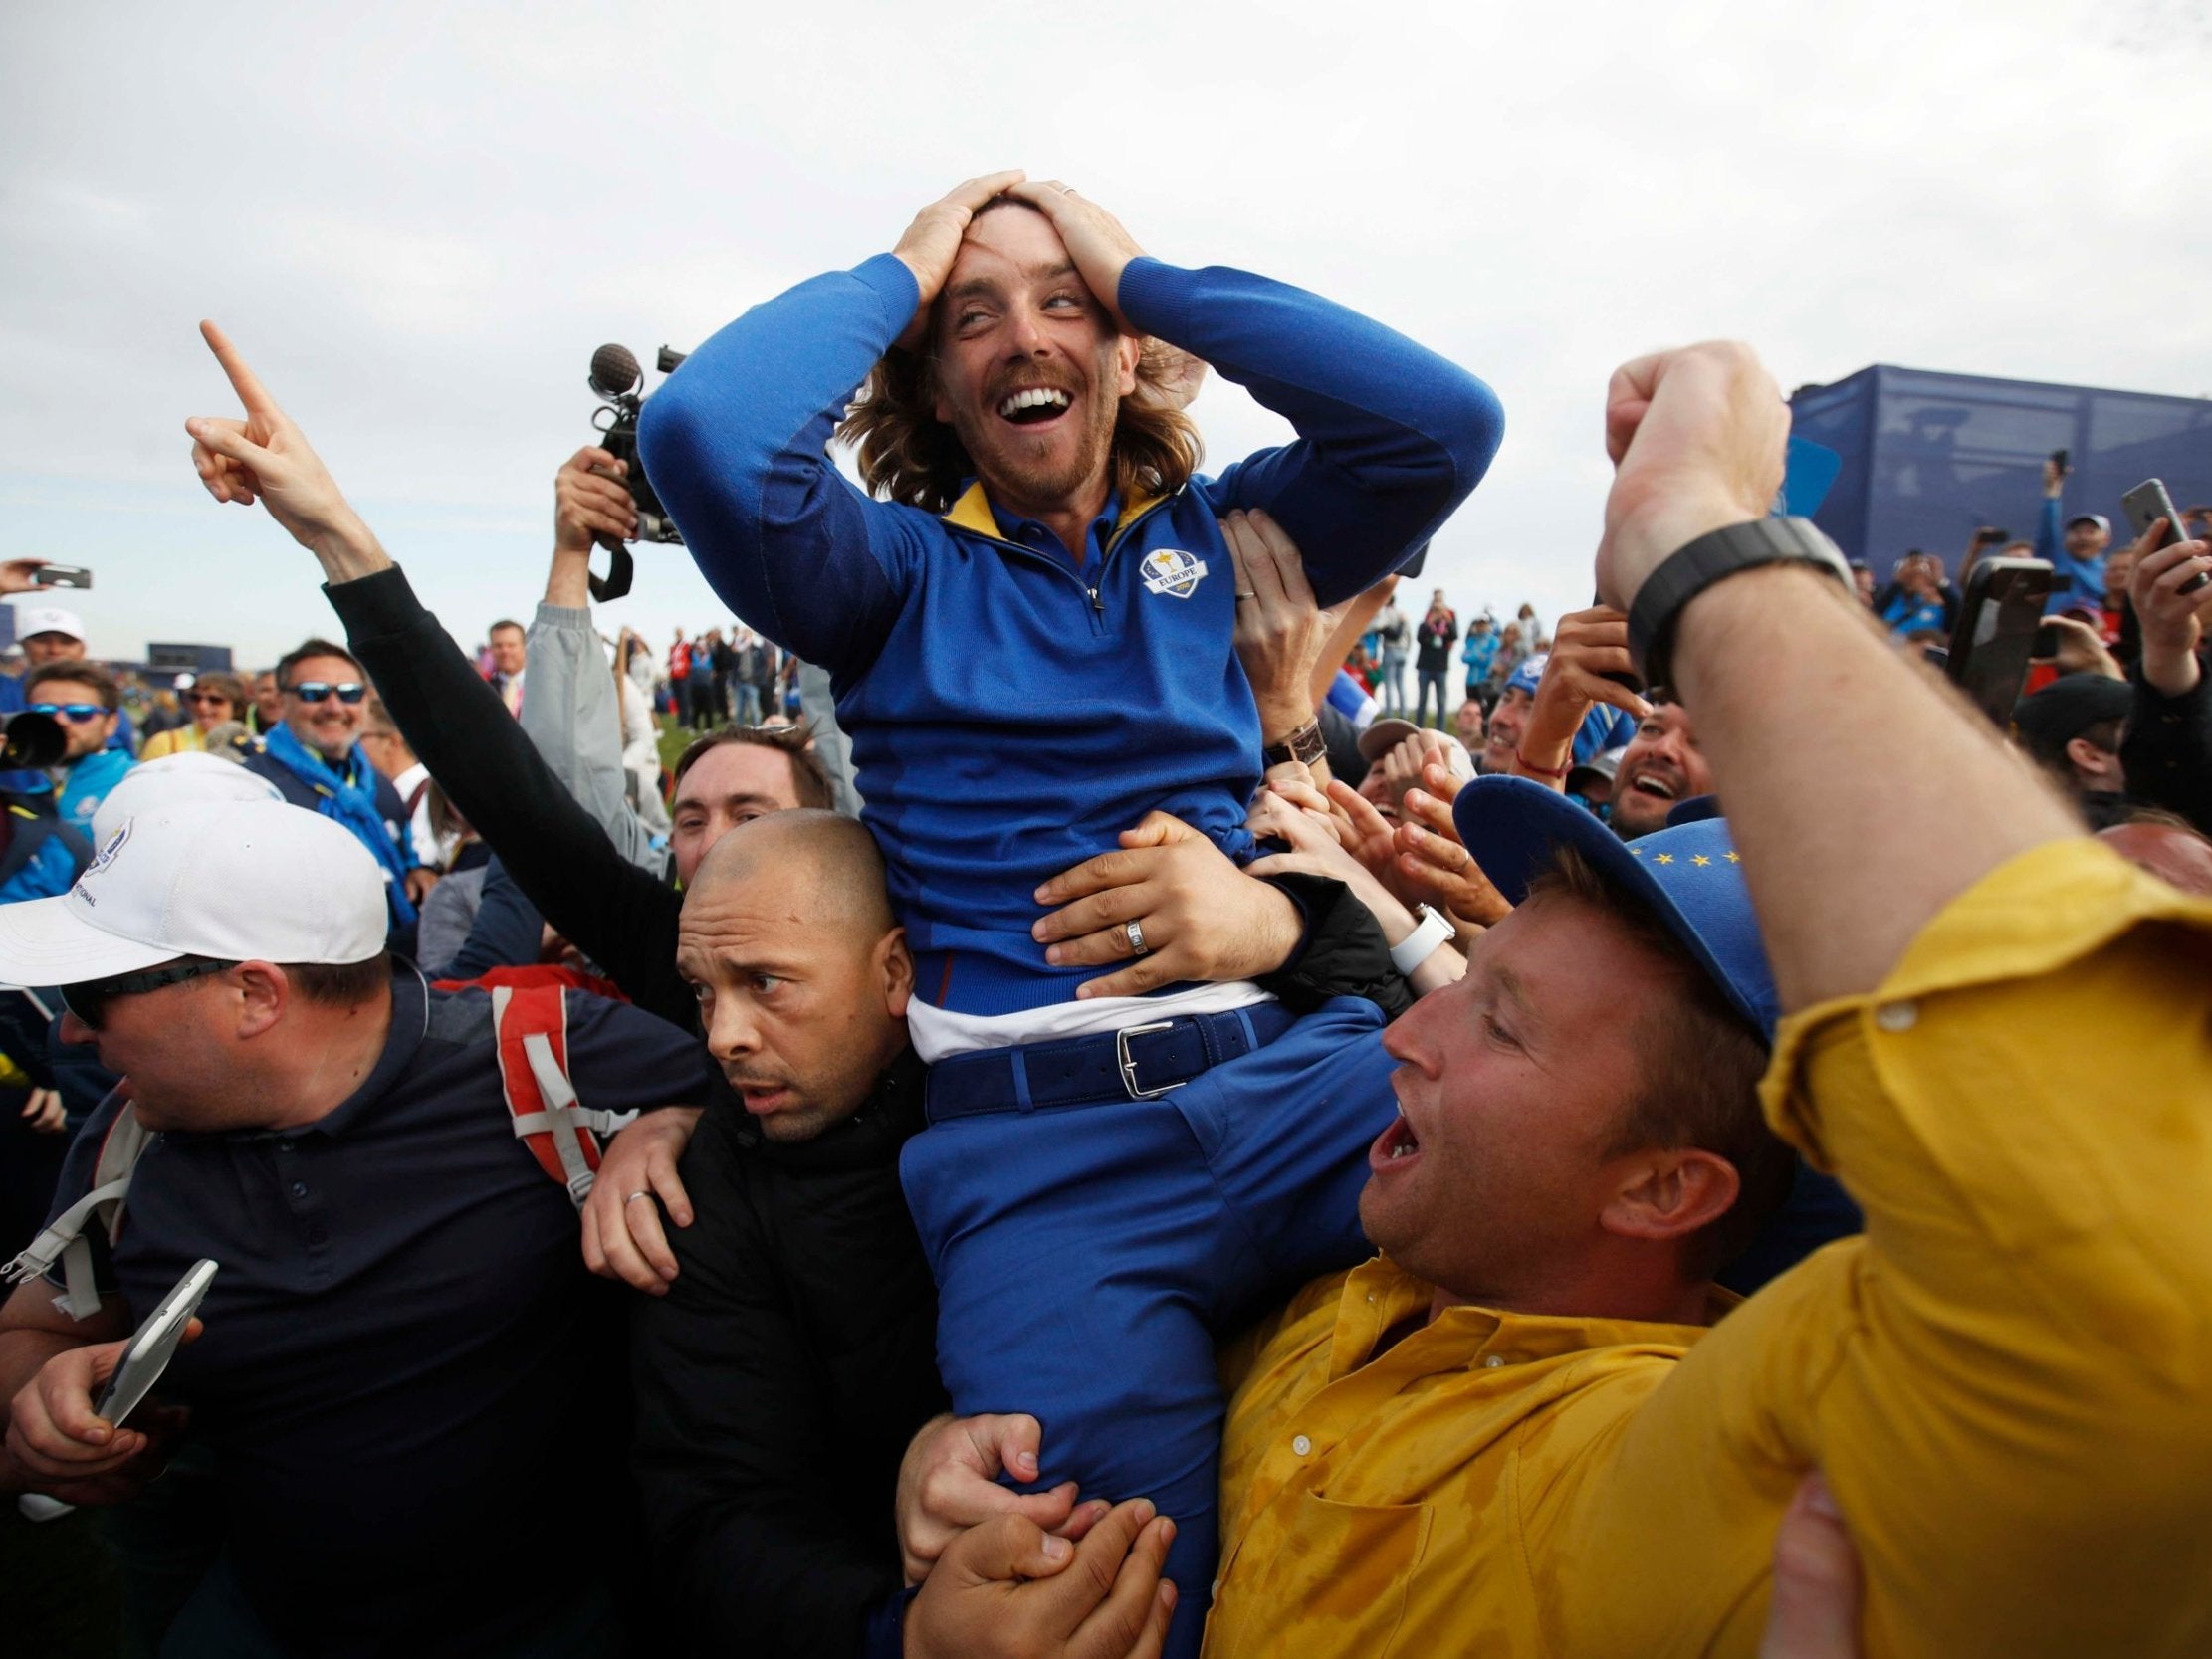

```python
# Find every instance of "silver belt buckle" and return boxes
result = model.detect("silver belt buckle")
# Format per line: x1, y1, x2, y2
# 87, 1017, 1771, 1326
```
1116, 1021, 1185, 1100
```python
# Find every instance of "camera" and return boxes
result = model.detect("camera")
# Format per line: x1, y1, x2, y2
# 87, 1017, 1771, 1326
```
0, 710, 67, 772
583, 343, 690, 601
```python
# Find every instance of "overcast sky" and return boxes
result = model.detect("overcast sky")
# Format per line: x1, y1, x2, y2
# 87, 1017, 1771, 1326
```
3, 0, 2209, 669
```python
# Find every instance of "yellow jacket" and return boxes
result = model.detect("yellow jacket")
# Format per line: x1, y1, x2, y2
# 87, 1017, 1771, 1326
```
1208, 840, 2212, 1657
135, 725, 206, 761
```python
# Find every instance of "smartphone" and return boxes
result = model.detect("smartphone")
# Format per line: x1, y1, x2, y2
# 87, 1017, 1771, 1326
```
2051, 448, 2071, 477
1947, 557, 2055, 726
2121, 477, 2209, 597
1975, 527, 2010, 545
93, 1258, 216, 1427
29, 565, 92, 590
2032, 622, 2062, 659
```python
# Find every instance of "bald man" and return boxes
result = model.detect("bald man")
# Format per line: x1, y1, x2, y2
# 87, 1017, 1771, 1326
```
2099, 815, 2212, 897
619, 807, 1407, 1655
626, 810, 948, 1658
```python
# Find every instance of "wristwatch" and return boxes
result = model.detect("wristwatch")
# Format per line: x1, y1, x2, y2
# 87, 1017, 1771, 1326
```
1262, 718, 1327, 770
1628, 518, 1854, 689
1389, 904, 1455, 975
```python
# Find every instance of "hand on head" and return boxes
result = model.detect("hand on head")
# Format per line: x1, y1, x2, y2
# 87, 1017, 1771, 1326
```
889, 172, 1027, 348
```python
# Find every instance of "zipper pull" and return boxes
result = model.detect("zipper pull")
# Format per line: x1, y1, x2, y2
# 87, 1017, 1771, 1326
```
1088, 586, 1104, 614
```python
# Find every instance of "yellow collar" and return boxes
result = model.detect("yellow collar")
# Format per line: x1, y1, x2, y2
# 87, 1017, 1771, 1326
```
940, 482, 1167, 552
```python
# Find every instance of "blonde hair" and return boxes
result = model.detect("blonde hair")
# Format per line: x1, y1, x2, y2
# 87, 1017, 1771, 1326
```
837, 336, 1203, 515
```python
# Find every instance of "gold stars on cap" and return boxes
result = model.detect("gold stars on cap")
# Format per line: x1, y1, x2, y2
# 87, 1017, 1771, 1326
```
1691, 854, 1711, 866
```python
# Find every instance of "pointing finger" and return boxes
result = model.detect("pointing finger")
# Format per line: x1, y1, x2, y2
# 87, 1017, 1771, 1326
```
199, 321, 282, 420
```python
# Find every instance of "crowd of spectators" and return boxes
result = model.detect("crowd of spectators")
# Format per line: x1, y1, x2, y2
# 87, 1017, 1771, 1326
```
0, 171, 2208, 1659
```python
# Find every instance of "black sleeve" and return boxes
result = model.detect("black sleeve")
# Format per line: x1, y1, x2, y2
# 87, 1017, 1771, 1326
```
1253, 872, 1414, 1020
629, 1129, 903, 1658
2122, 658, 2212, 835
324, 566, 695, 1028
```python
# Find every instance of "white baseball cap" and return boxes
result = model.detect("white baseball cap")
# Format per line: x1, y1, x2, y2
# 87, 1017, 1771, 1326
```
91, 752, 285, 846
0, 799, 387, 985
15, 606, 86, 643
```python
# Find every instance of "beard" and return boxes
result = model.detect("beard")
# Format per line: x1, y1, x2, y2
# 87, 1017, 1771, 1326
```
945, 367, 1123, 518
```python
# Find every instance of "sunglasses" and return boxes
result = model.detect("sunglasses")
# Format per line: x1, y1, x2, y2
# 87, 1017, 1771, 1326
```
287, 682, 367, 705
61, 958, 238, 1031
187, 691, 233, 708
27, 703, 109, 722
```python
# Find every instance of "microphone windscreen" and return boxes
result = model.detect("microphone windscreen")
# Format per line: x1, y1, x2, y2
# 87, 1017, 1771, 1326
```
589, 344, 642, 400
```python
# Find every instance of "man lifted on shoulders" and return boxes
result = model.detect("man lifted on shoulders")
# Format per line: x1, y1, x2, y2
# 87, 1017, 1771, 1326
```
638, 171, 1502, 1651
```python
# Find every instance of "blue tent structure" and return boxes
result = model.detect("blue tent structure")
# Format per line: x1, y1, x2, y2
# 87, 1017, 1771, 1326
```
1789, 365, 2212, 576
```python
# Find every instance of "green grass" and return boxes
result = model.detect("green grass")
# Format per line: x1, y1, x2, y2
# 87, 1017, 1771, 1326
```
655, 717, 692, 774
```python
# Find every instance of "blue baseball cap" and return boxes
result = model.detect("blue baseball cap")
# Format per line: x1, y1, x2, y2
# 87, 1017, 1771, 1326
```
1449, 775, 1780, 1041
1504, 653, 1547, 697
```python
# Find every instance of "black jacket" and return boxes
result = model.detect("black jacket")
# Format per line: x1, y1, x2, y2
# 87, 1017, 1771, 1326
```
2122, 654, 2212, 835
630, 1051, 940, 1657
327, 567, 694, 1028
1415, 612, 1459, 672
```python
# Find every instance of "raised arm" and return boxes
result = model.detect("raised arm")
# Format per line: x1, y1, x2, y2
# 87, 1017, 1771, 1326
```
1540, 342, 2212, 1656
1594, 350, 2080, 1000
639, 174, 1025, 676
182, 323, 692, 1026
516, 447, 664, 875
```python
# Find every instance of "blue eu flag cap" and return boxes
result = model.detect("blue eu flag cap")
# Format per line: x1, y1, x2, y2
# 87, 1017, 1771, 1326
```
1450, 775, 1780, 1042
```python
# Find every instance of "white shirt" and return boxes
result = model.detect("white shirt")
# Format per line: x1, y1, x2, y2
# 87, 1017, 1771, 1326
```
907, 979, 1276, 1065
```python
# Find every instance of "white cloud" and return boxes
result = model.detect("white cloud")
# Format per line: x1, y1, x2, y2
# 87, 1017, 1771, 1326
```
0, 0, 2207, 663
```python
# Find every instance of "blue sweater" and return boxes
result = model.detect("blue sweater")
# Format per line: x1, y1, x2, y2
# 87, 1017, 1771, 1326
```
640, 253, 1502, 1015
2035, 496, 2106, 615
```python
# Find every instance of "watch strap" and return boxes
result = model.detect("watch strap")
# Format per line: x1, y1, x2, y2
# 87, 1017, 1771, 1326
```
1389, 904, 1454, 975
1628, 518, 1852, 688
1262, 718, 1326, 770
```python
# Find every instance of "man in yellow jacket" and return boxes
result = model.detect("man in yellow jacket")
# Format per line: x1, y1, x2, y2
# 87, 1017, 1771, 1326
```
897, 341, 2212, 1659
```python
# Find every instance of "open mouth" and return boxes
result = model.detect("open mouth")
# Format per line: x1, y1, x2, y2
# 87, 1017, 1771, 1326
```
1369, 1112, 1422, 1172
1626, 772, 1678, 802
997, 386, 1072, 426
732, 1078, 792, 1115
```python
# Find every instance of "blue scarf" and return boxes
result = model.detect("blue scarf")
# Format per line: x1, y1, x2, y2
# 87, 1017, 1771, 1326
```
261, 722, 417, 928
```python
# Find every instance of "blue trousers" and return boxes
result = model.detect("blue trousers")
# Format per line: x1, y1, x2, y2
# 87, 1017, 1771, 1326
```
1415, 667, 1448, 727
901, 997, 1397, 1659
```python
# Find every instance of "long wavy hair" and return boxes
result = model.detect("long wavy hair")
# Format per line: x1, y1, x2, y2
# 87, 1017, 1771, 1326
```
838, 333, 1205, 515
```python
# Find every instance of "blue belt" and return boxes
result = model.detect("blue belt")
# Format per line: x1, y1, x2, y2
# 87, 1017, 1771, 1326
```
924, 1001, 1298, 1123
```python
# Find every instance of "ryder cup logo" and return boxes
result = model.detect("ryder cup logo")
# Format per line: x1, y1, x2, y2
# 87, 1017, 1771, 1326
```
72, 819, 131, 908
1139, 547, 1208, 599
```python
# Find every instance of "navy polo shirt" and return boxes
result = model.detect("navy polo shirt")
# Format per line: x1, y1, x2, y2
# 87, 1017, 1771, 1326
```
43, 970, 714, 1652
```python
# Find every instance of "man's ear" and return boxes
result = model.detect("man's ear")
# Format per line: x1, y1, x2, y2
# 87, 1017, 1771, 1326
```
878, 927, 914, 1019
2064, 735, 2118, 787
1113, 333, 1141, 400
1598, 1148, 1740, 1247
231, 960, 290, 1041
